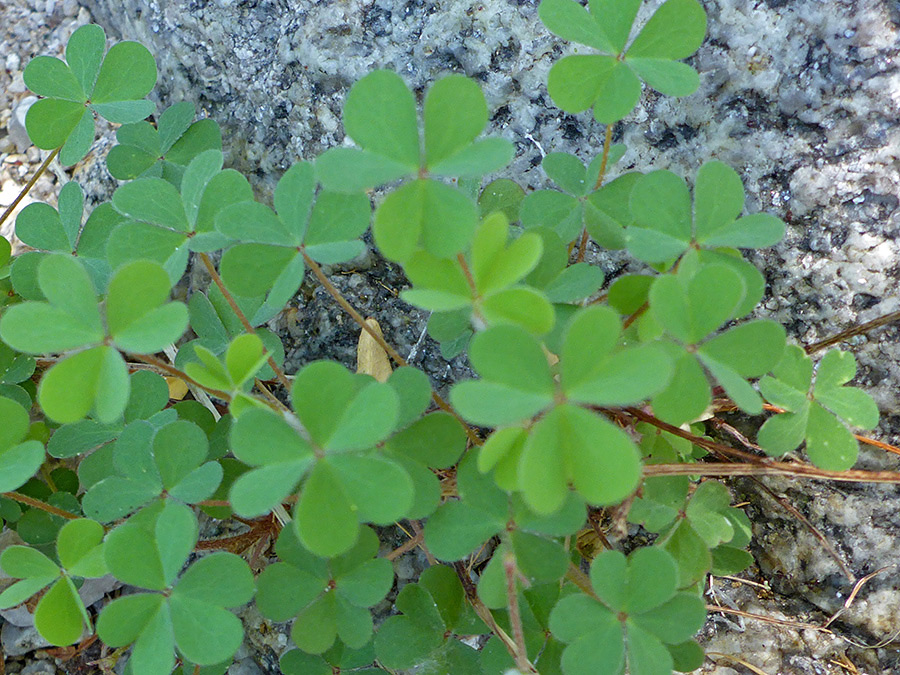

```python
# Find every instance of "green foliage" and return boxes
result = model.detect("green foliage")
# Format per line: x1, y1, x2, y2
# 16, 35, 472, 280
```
0, 256, 187, 423
758, 345, 879, 469
97, 502, 254, 671
0, 518, 107, 644
316, 70, 513, 263
549, 547, 706, 675
257, 527, 392, 654
0, 9, 880, 675
106, 101, 223, 184
539, 0, 706, 123
374, 565, 482, 671
521, 150, 630, 245
23, 24, 157, 164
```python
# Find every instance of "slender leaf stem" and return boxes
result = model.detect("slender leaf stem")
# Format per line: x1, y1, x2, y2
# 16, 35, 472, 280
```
198, 252, 292, 392
0, 147, 60, 229
2, 491, 79, 519
575, 124, 616, 263
592, 124, 614, 192
301, 249, 483, 446
452, 561, 538, 673
621, 300, 648, 330
457, 252, 478, 297
503, 548, 531, 673
565, 562, 599, 600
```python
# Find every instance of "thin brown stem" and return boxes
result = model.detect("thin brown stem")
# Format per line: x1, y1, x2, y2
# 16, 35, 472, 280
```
644, 462, 900, 484
198, 252, 291, 391
301, 249, 483, 446
706, 605, 831, 632
385, 531, 423, 561
457, 253, 478, 297
254, 378, 291, 412
3, 491, 79, 520
130, 353, 232, 401
574, 125, 615, 264
565, 562, 599, 600
452, 561, 538, 673
407, 519, 438, 566
503, 549, 531, 673
805, 310, 900, 354
621, 406, 762, 463
575, 226, 590, 264
592, 124, 615, 192
0, 147, 60, 229
621, 301, 648, 330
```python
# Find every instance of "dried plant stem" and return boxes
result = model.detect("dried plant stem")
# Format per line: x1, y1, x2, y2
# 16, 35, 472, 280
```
805, 309, 900, 354
707, 606, 831, 632
644, 461, 900, 484
385, 531, 423, 561
0, 147, 60, 229
198, 252, 292, 392
3, 490, 79, 519
575, 124, 616, 263
301, 249, 483, 447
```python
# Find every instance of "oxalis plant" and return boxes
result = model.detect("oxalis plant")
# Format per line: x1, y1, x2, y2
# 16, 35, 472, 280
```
0, 2, 892, 674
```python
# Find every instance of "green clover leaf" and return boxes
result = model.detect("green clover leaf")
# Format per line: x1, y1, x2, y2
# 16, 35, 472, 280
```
24, 24, 157, 164
82, 419, 222, 522
108, 149, 254, 283
228, 361, 411, 557
648, 260, 786, 424
425, 455, 582, 591
256, 527, 393, 654
99, 502, 254, 672
0, 397, 45, 492
629, 478, 752, 586
520, 150, 632, 245
280, 642, 380, 675
0, 518, 107, 646
758, 345, 879, 470
627, 162, 786, 269
215, 160, 370, 316
0, 255, 187, 423
11, 183, 123, 297
316, 70, 514, 263
106, 101, 223, 184
452, 309, 662, 513
183, 332, 273, 416
549, 546, 706, 675
176, 288, 285, 378
401, 211, 555, 334
539, 0, 706, 124
381, 410, 467, 519
374, 565, 481, 671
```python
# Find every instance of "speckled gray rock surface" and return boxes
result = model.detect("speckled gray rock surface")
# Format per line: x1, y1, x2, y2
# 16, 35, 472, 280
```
4, 0, 900, 672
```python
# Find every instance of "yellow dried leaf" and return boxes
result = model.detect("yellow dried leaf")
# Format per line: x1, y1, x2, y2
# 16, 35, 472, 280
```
166, 376, 189, 401
357, 318, 392, 383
